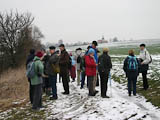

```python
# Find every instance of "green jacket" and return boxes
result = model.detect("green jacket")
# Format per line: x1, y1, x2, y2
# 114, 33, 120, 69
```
31, 56, 44, 85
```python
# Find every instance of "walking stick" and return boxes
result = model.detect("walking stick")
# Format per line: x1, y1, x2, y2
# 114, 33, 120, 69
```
109, 72, 112, 97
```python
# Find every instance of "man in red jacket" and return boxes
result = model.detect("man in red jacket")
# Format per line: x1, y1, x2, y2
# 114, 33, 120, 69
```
85, 48, 97, 96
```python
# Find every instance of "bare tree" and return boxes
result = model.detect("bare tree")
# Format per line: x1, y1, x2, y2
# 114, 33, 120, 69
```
0, 11, 34, 67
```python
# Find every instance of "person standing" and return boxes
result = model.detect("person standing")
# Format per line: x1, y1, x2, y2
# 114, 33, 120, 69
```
98, 48, 112, 98
31, 51, 44, 110
42, 50, 51, 96
69, 53, 76, 82
123, 50, 139, 96
80, 54, 86, 89
26, 49, 35, 104
139, 44, 151, 90
59, 44, 70, 94
90, 41, 98, 93
76, 48, 82, 86
85, 48, 97, 96
47, 46, 59, 100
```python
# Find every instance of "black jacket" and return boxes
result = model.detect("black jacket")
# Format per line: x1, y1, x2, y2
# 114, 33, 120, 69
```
26, 54, 35, 67
98, 53, 112, 73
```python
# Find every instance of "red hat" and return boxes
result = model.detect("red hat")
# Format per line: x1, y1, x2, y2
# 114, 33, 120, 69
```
36, 51, 43, 58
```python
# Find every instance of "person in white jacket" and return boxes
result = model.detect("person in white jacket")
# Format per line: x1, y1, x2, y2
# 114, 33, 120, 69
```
139, 44, 151, 90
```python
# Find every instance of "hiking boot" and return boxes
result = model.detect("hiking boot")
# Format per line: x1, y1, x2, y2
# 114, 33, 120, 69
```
50, 96, 58, 100
102, 96, 110, 98
62, 92, 69, 95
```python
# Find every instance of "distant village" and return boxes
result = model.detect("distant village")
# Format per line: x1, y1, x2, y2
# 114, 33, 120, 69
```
45, 36, 120, 48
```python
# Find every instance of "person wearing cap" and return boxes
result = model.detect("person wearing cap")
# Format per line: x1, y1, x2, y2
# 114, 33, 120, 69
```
59, 44, 70, 94
85, 48, 97, 96
98, 48, 112, 98
26, 49, 35, 104
139, 44, 151, 90
46, 46, 59, 100
75, 48, 82, 86
31, 51, 44, 110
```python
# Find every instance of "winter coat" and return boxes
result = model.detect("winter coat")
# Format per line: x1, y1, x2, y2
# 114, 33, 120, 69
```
123, 55, 139, 77
59, 49, 70, 75
42, 54, 50, 75
85, 55, 96, 76
98, 53, 112, 73
139, 48, 151, 72
26, 54, 35, 67
31, 56, 44, 85
47, 52, 59, 76
80, 56, 86, 72
139, 48, 151, 65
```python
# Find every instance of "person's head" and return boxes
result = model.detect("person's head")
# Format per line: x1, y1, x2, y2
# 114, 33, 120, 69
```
76, 48, 82, 55
69, 53, 72, 56
88, 48, 95, 57
59, 44, 65, 51
92, 41, 98, 49
30, 49, 35, 55
41, 48, 46, 54
140, 44, 146, 51
103, 48, 109, 54
49, 46, 56, 54
128, 49, 135, 56
36, 51, 44, 59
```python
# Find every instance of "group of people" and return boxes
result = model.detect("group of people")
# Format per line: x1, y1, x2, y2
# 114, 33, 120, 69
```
26, 41, 151, 111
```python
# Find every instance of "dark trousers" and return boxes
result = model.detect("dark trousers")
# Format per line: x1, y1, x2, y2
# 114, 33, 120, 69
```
32, 84, 42, 109
100, 72, 109, 97
96, 73, 99, 86
61, 73, 70, 94
28, 78, 33, 104
87, 76, 94, 95
142, 71, 149, 90
81, 71, 86, 88
49, 75, 57, 98
127, 72, 137, 95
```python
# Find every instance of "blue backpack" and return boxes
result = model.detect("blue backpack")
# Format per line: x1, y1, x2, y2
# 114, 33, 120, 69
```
127, 56, 138, 71
26, 61, 35, 78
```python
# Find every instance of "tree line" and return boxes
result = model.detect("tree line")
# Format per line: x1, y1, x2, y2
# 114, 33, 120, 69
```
0, 10, 44, 74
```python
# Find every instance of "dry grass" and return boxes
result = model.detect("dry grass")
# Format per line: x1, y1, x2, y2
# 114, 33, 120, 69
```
0, 66, 29, 111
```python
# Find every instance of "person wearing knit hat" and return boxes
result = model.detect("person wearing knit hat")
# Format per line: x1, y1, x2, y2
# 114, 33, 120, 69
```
36, 51, 44, 58
85, 48, 97, 96
103, 48, 109, 53
31, 51, 44, 110
88, 48, 95, 55
98, 47, 112, 98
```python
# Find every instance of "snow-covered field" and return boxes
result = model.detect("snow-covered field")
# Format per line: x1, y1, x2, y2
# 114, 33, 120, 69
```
0, 39, 160, 120
46, 80, 160, 120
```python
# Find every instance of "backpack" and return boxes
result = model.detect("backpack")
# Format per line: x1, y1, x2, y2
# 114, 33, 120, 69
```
77, 55, 81, 63
26, 61, 35, 78
127, 56, 138, 71
52, 63, 60, 74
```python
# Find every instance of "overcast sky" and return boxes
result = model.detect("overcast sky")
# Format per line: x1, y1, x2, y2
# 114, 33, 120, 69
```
0, 0, 160, 43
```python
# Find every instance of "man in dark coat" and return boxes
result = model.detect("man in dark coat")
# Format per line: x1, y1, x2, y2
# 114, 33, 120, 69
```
26, 49, 35, 104
98, 48, 112, 98
47, 46, 59, 100
59, 44, 70, 94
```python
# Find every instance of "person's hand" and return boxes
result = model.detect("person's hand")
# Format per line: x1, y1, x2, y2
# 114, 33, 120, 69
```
141, 62, 144, 65
96, 64, 98, 66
